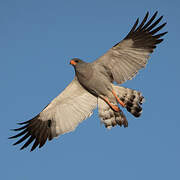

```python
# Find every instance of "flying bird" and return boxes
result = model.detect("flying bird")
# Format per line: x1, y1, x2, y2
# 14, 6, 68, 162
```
9, 11, 167, 151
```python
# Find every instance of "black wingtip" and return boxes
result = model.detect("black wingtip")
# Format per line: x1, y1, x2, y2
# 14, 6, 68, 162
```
30, 146, 36, 152
144, 11, 149, 19
159, 15, 163, 21
156, 39, 164, 44
20, 146, 26, 151
17, 120, 31, 125
154, 11, 158, 16
131, 17, 139, 30
124, 17, 139, 39
163, 22, 167, 26
11, 124, 28, 131
152, 11, 158, 20
13, 142, 18, 146
145, 11, 149, 18
30, 139, 39, 152
9, 135, 17, 139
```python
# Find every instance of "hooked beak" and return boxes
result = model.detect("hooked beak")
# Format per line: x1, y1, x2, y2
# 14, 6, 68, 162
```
70, 60, 77, 66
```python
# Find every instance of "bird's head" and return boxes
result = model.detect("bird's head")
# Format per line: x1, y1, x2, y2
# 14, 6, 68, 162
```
70, 58, 85, 67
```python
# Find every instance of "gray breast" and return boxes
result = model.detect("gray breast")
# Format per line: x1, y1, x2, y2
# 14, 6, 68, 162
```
75, 63, 112, 97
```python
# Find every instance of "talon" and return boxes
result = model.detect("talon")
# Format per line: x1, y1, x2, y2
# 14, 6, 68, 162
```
111, 104, 120, 112
118, 100, 125, 107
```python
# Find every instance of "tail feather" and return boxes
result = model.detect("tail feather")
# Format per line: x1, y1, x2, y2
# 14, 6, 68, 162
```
98, 85, 145, 129
98, 98, 128, 129
113, 85, 145, 117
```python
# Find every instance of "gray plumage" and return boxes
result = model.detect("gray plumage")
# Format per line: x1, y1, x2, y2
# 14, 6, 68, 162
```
9, 11, 167, 151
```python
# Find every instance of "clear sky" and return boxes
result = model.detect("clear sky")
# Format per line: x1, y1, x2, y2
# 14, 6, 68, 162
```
1, 0, 180, 179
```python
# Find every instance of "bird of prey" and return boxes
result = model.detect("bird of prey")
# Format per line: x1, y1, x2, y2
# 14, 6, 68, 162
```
9, 11, 167, 151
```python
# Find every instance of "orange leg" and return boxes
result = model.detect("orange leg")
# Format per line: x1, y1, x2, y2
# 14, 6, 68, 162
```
103, 97, 120, 112
112, 90, 125, 107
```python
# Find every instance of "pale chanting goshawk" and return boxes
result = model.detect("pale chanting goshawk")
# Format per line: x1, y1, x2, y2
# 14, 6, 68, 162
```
9, 11, 167, 151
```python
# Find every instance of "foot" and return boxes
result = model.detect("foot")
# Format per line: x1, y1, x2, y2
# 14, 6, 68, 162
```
110, 104, 120, 112
112, 90, 125, 107
103, 97, 120, 112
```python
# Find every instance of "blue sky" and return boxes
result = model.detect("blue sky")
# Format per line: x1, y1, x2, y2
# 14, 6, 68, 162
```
1, 0, 180, 179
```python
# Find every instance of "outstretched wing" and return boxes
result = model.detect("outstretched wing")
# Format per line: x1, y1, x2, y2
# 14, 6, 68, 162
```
93, 11, 167, 84
9, 77, 97, 151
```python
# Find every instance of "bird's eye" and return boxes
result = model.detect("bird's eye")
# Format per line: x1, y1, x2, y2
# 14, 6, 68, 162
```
75, 60, 79, 63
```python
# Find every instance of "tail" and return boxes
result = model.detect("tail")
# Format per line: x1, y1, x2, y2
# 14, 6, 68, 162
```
98, 98, 128, 129
98, 85, 145, 129
113, 85, 145, 117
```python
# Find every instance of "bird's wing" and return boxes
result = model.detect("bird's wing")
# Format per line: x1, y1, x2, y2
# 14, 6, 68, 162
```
9, 77, 97, 151
93, 11, 167, 84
